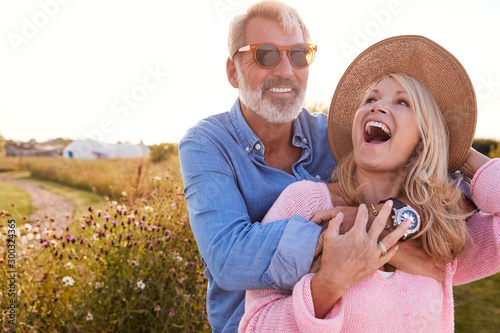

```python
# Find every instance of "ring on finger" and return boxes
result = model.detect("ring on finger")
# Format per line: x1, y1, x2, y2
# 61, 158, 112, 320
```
377, 241, 387, 256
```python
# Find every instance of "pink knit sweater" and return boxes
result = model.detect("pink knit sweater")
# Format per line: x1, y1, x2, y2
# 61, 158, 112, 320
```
240, 159, 500, 333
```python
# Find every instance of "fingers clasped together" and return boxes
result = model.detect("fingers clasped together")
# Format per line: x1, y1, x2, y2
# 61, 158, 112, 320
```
312, 200, 411, 300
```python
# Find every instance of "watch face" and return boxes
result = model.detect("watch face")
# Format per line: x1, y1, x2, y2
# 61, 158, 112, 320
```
399, 210, 419, 230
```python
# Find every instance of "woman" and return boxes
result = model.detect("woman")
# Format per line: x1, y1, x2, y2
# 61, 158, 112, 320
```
239, 35, 500, 332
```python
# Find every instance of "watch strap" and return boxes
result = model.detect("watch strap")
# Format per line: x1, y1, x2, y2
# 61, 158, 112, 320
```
379, 197, 406, 209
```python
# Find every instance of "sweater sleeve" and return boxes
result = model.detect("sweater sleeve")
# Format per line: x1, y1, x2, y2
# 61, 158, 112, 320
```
453, 158, 500, 285
239, 274, 344, 333
240, 181, 343, 332
261, 180, 334, 225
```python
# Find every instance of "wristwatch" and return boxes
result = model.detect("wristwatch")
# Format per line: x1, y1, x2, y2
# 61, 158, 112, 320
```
379, 198, 421, 241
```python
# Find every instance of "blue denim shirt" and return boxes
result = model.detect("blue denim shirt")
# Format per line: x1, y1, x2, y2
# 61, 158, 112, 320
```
179, 98, 337, 332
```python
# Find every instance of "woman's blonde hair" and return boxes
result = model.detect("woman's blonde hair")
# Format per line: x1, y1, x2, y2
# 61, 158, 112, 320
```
227, 0, 311, 61
332, 73, 470, 261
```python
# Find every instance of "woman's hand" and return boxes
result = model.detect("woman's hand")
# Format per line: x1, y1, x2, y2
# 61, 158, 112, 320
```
310, 201, 410, 318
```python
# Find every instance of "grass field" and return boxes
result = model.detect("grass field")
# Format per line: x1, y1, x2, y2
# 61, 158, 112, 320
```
0, 173, 35, 221
0, 156, 499, 332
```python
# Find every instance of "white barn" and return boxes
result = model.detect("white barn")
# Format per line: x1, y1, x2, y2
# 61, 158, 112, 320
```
63, 139, 150, 159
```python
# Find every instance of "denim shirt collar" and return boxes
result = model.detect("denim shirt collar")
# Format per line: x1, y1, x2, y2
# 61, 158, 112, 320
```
230, 98, 310, 155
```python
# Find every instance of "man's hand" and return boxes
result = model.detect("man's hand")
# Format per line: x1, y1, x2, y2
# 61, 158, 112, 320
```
310, 206, 359, 270
388, 239, 447, 282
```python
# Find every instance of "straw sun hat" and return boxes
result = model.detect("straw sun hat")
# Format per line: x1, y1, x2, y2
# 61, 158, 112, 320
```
328, 35, 477, 172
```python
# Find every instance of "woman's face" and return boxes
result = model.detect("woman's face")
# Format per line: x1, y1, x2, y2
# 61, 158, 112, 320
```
352, 77, 421, 173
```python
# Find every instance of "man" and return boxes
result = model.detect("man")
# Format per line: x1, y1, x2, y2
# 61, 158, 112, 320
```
179, 1, 458, 331
180, 3, 333, 331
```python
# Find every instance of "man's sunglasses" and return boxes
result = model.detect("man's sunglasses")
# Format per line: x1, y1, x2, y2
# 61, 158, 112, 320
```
238, 43, 317, 69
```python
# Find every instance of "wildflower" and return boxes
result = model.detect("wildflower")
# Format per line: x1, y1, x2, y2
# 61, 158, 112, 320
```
86, 312, 93, 321
81, 224, 85, 229
23, 224, 32, 232
121, 191, 127, 197
95, 282, 102, 289
88, 206, 93, 212
168, 308, 174, 317
62, 276, 75, 286
111, 200, 118, 206
112, 220, 117, 226
175, 255, 183, 262
117, 205, 127, 212
130, 259, 139, 266
137, 280, 145, 289
154, 305, 161, 312
92, 234, 99, 241
151, 225, 157, 230
104, 212, 110, 220
97, 210, 102, 217
65, 262, 74, 269
144, 206, 153, 213
165, 174, 170, 179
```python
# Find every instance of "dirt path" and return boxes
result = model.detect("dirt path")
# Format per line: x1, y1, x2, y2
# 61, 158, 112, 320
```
0, 174, 75, 235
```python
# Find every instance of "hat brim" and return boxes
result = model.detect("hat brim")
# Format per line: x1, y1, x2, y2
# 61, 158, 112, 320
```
328, 35, 477, 172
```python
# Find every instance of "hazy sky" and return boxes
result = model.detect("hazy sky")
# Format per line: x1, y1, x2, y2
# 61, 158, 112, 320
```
1, 0, 499, 145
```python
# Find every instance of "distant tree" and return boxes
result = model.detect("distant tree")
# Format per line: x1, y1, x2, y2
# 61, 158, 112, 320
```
0, 133, 5, 157
304, 100, 330, 115
472, 139, 498, 156
489, 143, 500, 158
149, 143, 179, 163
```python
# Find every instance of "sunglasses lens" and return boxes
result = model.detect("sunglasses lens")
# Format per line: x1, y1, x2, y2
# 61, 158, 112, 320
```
255, 44, 280, 68
290, 45, 315, 68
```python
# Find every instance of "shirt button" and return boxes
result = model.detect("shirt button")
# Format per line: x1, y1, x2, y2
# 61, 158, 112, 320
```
255, 143, 261, 150
315, 175, 321, 179
245, 147, 250, 152
302, 138, 308, 143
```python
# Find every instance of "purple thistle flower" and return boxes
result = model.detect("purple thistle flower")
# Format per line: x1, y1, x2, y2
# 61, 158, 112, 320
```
88, 206, 93, 212
104, 212, 110, 220
81, 224, 85, 229
112, 221, 117, 225
97, 210, 102, 217
42, 242, 49, 247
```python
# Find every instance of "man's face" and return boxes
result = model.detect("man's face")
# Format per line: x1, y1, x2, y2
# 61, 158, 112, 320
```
234, 17, 309, 124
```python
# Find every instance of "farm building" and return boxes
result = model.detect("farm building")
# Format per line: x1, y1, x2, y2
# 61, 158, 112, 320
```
62, 139, 150, 159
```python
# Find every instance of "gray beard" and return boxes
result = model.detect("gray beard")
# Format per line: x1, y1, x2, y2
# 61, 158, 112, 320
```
237, 68, 305, 124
